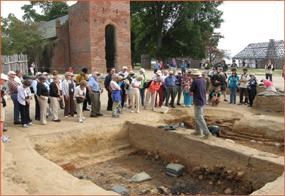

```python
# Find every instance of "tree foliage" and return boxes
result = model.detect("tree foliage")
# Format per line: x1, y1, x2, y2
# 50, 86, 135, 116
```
22, 1, 69, 22
131, 1, 223, 62
1, 14, 42, 56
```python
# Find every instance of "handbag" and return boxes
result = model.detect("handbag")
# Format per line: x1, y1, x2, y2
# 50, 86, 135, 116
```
76, 97, 85, 104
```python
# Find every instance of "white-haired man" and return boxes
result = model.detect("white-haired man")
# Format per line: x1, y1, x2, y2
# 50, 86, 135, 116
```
88, 71, 103, 117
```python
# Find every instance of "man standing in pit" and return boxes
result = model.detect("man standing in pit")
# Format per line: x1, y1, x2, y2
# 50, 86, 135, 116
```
190, 69, 212, 139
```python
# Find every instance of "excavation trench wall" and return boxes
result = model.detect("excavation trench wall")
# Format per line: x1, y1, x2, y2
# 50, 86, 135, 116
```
30, 121, 283, 194
126, 122, 284, 191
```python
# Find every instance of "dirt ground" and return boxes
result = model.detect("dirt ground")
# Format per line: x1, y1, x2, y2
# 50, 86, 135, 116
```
70, 149, 253, 195
1, 71, 284, 195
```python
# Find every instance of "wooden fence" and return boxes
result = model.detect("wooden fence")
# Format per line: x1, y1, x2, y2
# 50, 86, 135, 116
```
2, 54, 28, 74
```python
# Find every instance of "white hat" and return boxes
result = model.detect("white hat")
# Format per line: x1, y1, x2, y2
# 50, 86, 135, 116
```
122, 66, 128, 70
156, 70, 162, 76
1, 73, 8, 81
139, 68, 145, 73
191, 69, 201, 76
36, 72, 42, 76
43, 72, 48, 75
8, 71, 16, 75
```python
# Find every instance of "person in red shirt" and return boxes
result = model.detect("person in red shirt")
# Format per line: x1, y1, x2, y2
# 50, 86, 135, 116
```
144, 77, 161, 111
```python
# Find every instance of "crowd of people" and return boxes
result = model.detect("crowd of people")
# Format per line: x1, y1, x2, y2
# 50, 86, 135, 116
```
0, 61, 279, 139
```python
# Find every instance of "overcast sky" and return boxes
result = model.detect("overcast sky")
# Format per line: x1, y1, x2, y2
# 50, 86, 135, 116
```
1, 1, 284, 58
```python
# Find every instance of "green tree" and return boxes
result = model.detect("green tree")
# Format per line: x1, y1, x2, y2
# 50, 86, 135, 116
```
1, 14, 42, 56
22, 1, 69, 22
131, 1, 223, 62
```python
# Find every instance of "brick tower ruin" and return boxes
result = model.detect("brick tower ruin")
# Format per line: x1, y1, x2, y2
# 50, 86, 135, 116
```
45, 1, 131, 73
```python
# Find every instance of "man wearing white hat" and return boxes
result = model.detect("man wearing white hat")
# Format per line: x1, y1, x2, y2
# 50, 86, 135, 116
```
7, 71, 21, 124
190, 69, 212, 139
118, 66, 129, 79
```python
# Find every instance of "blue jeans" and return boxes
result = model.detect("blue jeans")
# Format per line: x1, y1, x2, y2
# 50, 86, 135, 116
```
229, 88, 237, 104
194, 105, 211, 136
11, 93, 20, 123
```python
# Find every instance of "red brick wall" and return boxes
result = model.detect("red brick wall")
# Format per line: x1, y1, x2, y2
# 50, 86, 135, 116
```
51, 0, 131, 74
89, 0, 131, 73
51, 20, 70, 73
68, 2, 92, 73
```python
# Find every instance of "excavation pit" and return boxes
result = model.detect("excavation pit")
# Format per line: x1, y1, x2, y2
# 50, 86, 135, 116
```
30, 121, 283, 195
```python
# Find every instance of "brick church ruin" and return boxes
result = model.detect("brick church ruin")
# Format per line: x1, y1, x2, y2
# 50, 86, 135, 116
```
38, 0, 131, 73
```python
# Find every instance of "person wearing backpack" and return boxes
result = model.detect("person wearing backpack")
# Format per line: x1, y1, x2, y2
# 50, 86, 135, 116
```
228, 68, 239, 104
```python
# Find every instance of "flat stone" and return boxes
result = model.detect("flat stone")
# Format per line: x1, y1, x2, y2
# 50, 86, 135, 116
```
130, 172, 152, 182
157, 186, 169, 194
111, 185, 129, 195
224, 188, 232, 195
166, 163, 185, 177
225, 139, 235, 144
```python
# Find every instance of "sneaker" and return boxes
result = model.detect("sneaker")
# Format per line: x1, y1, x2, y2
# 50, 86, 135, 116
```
52, 119, 61, 122
79, 119, 83, 123
23, 124, 29, 128
191, 132, 200, 136
82, 117, 86, 120
64, 116, 69, 118
14, 121, 21, 125
131, 110, 134, 113
96, 113, 103, 116
28, 122, 33, 126
135, 111, 140, 113
112, 114, 119, 118
201, 133, 212, 139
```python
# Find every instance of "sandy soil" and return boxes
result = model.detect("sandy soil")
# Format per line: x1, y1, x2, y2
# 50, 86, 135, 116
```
1, 71, 284, 195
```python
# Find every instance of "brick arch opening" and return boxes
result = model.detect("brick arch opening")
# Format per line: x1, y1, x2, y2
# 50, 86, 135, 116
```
105, 24, 117, 69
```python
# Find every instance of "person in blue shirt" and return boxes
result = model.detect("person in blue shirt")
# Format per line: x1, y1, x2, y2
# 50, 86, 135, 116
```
180, 60, 187, 74
164, 70, 177, 108
88, 71, 103, 117
227, 68, 239, 104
